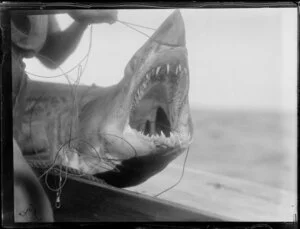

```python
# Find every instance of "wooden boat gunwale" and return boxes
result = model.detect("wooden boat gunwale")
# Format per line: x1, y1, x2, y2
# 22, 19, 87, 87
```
33, 166, 226, 222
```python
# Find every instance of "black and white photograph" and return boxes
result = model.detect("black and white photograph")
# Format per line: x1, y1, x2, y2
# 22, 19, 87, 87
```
2, 3, 298, 223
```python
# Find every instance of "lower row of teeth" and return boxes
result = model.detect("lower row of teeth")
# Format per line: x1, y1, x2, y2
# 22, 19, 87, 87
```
137, 130, 182, 146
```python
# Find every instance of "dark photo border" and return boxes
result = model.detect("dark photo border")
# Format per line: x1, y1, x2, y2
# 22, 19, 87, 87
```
0, 1, 298, 228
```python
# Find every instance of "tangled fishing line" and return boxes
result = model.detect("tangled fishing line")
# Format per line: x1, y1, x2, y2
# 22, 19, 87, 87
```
22, 19, 189, 206
25, 25, 94, 208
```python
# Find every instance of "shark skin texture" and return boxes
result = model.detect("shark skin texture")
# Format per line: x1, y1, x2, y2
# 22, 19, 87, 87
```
16, 10, 193, 188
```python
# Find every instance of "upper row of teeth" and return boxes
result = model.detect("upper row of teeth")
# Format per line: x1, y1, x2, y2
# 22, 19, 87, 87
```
150, 64, 187, 78
135, 64, 188, 101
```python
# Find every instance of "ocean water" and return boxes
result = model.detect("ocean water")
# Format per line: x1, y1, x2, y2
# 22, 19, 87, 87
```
127, 108, 297, 220
178, 108, 297, 191
130, 108, 297, 193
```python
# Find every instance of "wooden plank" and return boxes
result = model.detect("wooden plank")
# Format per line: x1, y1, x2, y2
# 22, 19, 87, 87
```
36, 171, 225, 222
128, 164, 297, 221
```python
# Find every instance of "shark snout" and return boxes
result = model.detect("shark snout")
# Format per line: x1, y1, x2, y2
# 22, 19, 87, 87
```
150, 9, 186, 47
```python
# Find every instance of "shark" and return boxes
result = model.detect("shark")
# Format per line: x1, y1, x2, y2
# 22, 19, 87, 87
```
16, 10, 193, 188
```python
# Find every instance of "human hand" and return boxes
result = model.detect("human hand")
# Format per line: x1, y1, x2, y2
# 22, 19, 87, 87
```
69, 10, 118, 25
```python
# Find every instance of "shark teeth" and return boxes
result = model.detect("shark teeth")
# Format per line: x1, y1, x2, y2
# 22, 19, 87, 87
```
184, 67, 188, 74
134, 128, 182, 147
178, 64, 182, 72
131, 63, 189, 141
156, 66, 161, 75
133, 63, 188, 108
176, 64, 182, 75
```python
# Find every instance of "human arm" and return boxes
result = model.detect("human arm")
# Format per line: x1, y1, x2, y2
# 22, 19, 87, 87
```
37, 10, 118, 69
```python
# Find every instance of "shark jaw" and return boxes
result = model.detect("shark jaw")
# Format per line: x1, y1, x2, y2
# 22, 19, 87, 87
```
126, 61, 191, 151
59, 10, 193, 187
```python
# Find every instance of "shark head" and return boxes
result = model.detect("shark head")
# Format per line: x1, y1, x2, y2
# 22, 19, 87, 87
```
77, 10, 193, 187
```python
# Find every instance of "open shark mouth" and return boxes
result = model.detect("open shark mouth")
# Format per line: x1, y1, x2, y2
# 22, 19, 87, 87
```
89, 11, 193, 187
129, 62, 189, 143
85, 55, 192, 187
96, 62, 192, 187
19, 10, 193, 188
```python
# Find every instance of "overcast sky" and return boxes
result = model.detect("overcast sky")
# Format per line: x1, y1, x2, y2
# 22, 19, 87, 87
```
24, 8, 297, 112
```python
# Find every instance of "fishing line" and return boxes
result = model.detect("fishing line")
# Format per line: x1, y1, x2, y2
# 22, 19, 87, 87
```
23, 53, 75, 102
27, 71, 74, 161
153, 121, 190, 196
130, 119, 191, 197
74, 136, 121, 173
38, 133, 124, 183
117, 20, 183, 48
26, 25, 94, 186
38, 140, 69, 180
67, 62, 83, 147
28, 93, 47, 160
26, 26, 94, 154
118, 20, 152, 39
117, 19, 156, 31
20, 22, 142, 205
98, 132, 138, 158
24, 18, 189, 197
25, 25, 93, 80
96, 120, 190, 182
154, 146, 190, 198
30, 90, 75, 198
